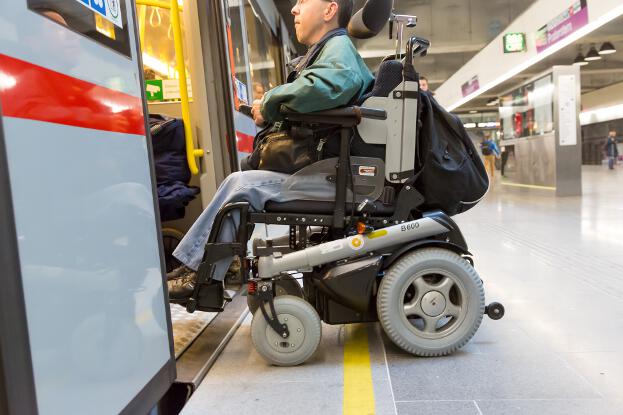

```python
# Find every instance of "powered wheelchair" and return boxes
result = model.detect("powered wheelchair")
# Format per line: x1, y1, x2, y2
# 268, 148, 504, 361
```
172, 0, 505, 366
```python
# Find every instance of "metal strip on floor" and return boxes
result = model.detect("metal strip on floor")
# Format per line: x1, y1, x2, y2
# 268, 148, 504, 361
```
175, 294, 249, 387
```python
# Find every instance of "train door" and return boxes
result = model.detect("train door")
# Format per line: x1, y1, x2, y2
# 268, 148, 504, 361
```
0, 1, 175, 414
135, 0, 293, 264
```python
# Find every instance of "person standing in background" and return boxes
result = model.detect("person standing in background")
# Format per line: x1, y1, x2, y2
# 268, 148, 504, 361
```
500, 145, 508, 177
604, 130, 619, 170
481, 135, 500, 179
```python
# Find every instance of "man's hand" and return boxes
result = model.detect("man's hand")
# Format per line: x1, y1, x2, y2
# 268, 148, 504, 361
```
251, 99, 265, 126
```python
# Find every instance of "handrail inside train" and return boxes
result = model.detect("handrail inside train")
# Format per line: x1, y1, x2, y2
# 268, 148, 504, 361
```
137, 0, 203, 175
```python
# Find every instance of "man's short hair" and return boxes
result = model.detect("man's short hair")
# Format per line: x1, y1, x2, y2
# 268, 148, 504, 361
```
420, 76, 428, 81
335, 0, 353, 29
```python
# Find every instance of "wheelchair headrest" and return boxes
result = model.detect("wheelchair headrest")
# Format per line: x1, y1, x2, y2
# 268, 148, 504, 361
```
348, 0, 393, 39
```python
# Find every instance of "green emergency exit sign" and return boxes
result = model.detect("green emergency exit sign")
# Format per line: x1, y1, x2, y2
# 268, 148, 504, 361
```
503, 33, 526, 53
145, 79, 163, 101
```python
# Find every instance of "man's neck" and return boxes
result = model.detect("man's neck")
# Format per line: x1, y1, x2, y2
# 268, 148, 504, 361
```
306, 24, 340, 47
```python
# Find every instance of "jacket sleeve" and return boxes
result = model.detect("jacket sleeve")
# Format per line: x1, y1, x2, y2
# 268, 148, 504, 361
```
493, 142, 501, 157
260, 39, 364, 123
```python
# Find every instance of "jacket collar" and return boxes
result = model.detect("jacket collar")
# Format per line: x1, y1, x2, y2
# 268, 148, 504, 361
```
294, 28, 348, 77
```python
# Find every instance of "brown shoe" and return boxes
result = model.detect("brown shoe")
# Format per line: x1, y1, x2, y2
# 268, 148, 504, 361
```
167, 271, 197, 300
166, 265, 196, 281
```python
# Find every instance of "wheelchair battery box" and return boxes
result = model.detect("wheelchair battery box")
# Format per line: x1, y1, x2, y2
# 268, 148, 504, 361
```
314, 256, 382, 325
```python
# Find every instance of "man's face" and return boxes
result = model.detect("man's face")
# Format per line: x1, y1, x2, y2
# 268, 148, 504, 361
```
419, 79, 429, 92
609, 131, 616, 138
291, 0, 335, 46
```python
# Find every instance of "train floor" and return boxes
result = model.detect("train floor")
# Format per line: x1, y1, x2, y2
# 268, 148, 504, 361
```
181, 165, 623, 415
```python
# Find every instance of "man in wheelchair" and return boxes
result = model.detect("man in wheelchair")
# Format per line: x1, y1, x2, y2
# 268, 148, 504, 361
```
168, 0, 374, 297
167, 0, 504, 366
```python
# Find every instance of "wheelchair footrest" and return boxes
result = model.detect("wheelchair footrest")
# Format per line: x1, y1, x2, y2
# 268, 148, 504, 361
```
179, 281, 229, 313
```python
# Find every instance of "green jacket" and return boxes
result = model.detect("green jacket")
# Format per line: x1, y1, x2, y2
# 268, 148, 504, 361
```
260, 35, 374, 123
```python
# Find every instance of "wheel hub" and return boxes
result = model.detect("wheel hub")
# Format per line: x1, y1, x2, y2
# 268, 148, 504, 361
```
421, 291, 446, 317
265, 313, 305, 354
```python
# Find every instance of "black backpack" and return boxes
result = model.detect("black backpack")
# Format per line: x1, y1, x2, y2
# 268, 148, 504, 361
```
409, 92, 489, 216
480, 141, 493, 156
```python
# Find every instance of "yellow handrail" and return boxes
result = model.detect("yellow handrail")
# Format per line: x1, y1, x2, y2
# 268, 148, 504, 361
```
138, 5, 147, 48
136, 0, 202, 174
169, 0, 202, 174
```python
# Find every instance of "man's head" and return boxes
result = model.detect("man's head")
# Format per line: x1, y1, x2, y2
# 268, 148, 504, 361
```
419, 76, 429, 92
291, 0, 353, 46
609, 130, 617, 138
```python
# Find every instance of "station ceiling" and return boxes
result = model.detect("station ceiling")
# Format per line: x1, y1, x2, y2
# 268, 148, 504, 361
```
452, 14, 623, 112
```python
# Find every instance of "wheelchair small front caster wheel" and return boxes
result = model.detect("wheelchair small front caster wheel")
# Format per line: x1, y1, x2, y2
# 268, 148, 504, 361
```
485, 302, 505, 320
251, 295, 321, 366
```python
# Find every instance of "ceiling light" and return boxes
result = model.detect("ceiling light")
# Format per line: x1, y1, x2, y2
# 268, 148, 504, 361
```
469, 110, 478, 114
486, 98, 499, 106
599, 41, 616, 55
573, 52, 589, 66
584, 45, 602, 61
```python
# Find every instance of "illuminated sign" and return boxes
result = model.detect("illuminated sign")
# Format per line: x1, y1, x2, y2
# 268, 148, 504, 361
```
535, 0, 588, 53
503, 33, 526, 53
461, 76, 480, 97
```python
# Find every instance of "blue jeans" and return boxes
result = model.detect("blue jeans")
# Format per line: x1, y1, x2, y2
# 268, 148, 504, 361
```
173, 169, 336, 280
608, 157, 615, 169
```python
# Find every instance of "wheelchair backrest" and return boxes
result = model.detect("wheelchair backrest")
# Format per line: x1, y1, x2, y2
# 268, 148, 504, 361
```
357, 60, 419, 184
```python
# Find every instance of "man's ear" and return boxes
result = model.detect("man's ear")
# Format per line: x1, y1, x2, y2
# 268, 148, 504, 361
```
323, 1, 339, 23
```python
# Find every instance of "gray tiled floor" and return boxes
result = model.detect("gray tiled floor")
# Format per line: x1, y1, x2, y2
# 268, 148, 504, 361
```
182, 166, 623, 414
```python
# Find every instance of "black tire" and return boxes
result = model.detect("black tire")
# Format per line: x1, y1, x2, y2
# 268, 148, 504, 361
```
247, 274, 303, 314
377, 248, 485, 356
251, 295, 321, 366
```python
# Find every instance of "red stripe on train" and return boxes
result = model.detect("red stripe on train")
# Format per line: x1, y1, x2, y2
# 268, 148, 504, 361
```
0, 53, 145, 135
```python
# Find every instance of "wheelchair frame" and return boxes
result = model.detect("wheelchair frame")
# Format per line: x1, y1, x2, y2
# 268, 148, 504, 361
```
171, 8, 505, 363
178, 120, 473, 317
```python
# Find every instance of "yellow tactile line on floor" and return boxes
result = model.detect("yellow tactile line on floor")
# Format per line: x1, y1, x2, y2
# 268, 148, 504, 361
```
343, 324, 375, 415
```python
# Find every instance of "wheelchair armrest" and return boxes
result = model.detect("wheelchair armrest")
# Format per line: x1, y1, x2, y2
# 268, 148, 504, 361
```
280, 105, 386, 127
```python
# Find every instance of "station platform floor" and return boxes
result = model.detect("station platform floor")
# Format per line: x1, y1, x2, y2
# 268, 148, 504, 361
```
181, 165, 623, 415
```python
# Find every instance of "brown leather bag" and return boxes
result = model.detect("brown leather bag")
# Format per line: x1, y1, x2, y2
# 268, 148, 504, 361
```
240, 124, 336, 174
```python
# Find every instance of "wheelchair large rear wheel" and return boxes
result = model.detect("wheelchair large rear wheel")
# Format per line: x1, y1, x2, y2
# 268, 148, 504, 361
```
251, 295, 321, 366
377, 248, 484, 356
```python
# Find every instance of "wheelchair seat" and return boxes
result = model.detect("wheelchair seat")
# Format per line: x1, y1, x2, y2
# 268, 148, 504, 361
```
264, 199, 395, 216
